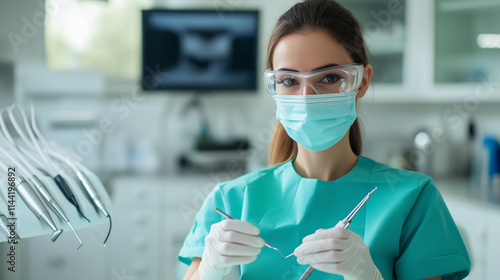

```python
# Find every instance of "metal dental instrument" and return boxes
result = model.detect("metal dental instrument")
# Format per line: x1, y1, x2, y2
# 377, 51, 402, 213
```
6, 105, 90, 223
15, 176, 63, 242
30, 176, 83, 249
49, 150, 113, 246
28, 105, 112, 246
215, 208, 290, 259
299, 187, 378, 280
0, 213, 21, 244
0, 113, 84, 249
0, 180, 21, 244
0, 153, 83, 248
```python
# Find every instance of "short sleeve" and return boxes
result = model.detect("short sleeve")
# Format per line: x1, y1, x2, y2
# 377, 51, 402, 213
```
395, 180, 471, 280
177, 183, 225, 265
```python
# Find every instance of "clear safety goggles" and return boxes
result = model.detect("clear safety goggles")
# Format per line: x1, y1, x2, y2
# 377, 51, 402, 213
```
264, 63, 364, 96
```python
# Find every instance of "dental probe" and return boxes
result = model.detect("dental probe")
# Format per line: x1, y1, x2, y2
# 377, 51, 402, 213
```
299, 187, 378, 280
15, 176, 63, 242
0, 132, 83, 248
6, 106, 90, 222
215, 208, 289, 259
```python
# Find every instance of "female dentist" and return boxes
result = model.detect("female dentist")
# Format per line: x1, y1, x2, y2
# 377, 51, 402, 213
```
179, 0, 471, 279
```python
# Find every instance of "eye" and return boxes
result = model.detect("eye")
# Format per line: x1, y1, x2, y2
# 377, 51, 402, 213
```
321, 74, 344, 84
277, 77, 299, 86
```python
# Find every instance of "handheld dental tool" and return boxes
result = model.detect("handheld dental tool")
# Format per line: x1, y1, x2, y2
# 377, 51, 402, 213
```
0, 213, 21, 244
49, 150, 112, 246
15, 176, 63, 242
0, 129, 83, 249
215, 208, 290, 259
0, 180, 21, 244
28, 105, 112, 246
5, 105, 90, 222
0, 154, 63, 242
299, 187, 378, 280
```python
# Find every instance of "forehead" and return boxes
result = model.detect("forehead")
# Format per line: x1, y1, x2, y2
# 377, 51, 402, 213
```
272, 30, 353, 72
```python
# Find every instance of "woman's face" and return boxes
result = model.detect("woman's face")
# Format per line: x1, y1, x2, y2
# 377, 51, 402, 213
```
272, 30, 372, 97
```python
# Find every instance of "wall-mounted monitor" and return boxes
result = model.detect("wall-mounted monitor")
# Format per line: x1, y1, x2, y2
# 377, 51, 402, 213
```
141, 9, 259, 92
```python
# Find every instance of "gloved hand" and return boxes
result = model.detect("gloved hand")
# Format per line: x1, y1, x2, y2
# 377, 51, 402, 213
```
294, 221, 383, 280
199, 219, 265, 280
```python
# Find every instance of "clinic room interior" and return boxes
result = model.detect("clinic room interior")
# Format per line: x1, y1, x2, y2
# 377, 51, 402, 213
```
0, 0, 499, 279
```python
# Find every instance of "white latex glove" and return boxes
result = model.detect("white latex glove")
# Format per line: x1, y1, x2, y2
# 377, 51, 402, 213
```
199, 219, 265, 280
294, 221, 383, 280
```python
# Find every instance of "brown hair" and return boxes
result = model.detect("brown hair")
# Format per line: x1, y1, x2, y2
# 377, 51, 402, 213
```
267, 0, 368, 166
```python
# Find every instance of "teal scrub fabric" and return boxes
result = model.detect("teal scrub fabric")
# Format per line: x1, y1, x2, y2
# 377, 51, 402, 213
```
178, 156, 470, 280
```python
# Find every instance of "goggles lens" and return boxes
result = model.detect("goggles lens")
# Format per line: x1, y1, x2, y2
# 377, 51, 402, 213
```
264, 64, 364, 96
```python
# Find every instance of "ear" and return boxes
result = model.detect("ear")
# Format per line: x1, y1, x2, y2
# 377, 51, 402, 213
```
356, 64, 373, 99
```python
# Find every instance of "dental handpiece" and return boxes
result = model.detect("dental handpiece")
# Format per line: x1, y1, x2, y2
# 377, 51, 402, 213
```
0, 213, 20, 244
6, 105, 90, 223
54, 174, 90, 223
30, 175, 83, 249
76, 171, 112, 245
15, 176, 63, 242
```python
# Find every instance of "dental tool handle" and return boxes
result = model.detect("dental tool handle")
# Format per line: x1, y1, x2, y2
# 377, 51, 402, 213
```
54, 175, 78, 206
214, 208, 275, 250
15, 176, 63, 242
54, 175, 90, 222
0, 214, 20, 244
30, 176, 84, 249
31, 176, 68, 221
299, 267, 314, 280
76, 171, 112, 245
76, 171, 109, 216
299, 220, 351, 280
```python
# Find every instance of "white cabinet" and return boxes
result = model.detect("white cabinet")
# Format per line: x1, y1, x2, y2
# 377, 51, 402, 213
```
338, 0, 500, 103
109, 175, 217, 280
439, 181, 500, 279
485, 211, 500, 279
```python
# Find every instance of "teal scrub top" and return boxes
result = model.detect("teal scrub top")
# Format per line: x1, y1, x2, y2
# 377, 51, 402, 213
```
178, 156, 470, 280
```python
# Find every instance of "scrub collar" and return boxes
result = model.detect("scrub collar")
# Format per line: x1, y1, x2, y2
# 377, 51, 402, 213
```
286, 155, 365, 184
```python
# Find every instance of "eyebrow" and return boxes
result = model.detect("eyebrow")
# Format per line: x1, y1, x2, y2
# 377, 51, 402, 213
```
276, 63, 340, 72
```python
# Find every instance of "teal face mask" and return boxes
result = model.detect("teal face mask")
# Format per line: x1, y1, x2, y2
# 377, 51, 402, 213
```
273, 92, 357, 151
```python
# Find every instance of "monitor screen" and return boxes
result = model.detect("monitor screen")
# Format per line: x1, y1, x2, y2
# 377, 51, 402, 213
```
141, 9, 259, 92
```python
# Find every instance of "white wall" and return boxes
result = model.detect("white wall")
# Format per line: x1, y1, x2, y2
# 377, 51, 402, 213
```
0, 0, 47, 63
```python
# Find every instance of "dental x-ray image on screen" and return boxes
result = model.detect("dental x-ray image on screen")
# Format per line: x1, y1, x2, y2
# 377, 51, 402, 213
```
141, 10, 259, 91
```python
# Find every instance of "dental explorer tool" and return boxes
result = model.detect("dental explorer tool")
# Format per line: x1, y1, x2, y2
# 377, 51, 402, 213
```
5, 105, 90, 222
215, 208, 290, 259
28, 105, 112, 245
14, 176, 63, 242
0, 129, 83, 249
299, 187, 378, 280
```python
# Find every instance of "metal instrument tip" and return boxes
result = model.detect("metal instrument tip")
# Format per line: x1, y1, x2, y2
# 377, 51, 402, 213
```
103, 215, 112, 246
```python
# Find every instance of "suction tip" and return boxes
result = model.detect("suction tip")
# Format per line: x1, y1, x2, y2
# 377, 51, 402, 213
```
51, 229, 63, 242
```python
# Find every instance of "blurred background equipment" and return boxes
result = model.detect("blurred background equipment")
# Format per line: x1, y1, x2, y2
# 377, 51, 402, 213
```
141, 9, 258, 91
